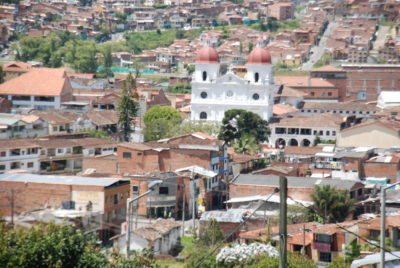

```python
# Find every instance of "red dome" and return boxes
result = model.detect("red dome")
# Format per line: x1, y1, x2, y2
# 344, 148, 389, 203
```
247, 47, 271, 65
196, 46, 219, 63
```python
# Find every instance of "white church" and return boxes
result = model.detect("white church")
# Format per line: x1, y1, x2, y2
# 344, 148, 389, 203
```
190, 42, 276, 122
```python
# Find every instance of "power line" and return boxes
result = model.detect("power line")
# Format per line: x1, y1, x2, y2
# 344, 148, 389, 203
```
194, 188, 279, 268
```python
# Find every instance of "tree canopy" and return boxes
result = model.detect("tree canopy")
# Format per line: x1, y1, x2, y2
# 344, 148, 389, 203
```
117, 73, 139, 142
143, 106, 183, 141
0, 223, 157, 268
310, 185, 355, 223
218, 109, 270, 146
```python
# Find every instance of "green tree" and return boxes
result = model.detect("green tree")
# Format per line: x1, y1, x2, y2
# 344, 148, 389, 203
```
0, 223, 157, 268
0, 223, 107, 268
167, 83, 191, 94
115, 12, 127, 24
103, 45, 112, 68
143, 106, 182, 141
218, 109, 270, 145
326, 257, 349, 268
248, 42, 254, 53
73, 43, 98, 73
186, 64, 195, 75
0, 65, 5, 84
345, 240, 361, 263
117, 73, 139, 142
248, 253, 317, 268
232, 133, 259, 155
196, 219, 224, 248
310, 185, 355, 223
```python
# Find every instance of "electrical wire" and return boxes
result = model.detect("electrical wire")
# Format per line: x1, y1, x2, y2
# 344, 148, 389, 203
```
194, 188, 279, 268
287, 195, 400, 260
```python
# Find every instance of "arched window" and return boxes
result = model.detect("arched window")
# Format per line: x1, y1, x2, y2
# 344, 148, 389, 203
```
200, 112, 207, 119
254, 72, 259, 82
202, 71, 207, 81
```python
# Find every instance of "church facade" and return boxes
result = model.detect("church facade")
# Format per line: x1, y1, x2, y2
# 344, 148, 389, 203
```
190, 44, 275, 122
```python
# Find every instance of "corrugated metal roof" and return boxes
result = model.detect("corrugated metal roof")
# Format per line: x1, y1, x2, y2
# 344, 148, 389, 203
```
0, 173, 123, 187
200, 209, 248, 223
233, 174, 361, 190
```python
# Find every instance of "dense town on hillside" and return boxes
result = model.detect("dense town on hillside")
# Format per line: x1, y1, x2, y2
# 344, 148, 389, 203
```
1, 0, 400, 267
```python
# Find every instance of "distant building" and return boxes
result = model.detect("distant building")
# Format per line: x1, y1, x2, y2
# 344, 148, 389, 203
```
267, 2, 294, 20
0, 68, 73, 110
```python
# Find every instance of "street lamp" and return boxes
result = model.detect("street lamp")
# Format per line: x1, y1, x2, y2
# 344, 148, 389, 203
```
126, 180, 162, 258
380, 181, 400, 268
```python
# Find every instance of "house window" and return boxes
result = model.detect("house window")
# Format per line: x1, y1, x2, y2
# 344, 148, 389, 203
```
370, 230, 380, 239
114, 194, 118, 205
10, 149, 21, 156
202, 71, 207, 81
159, 187, 169, 195
0, 151, 5, 157
123, 152, 132, 158
200, 112, 207, 119
319, 252, 332, 262
326, 131, 330, 136
310, 92, 315, 96
10, 162, 20, 169
316, 234, 332, 243
332, 131, 336, 136
254, 72, 259, 82
252, 93, 260, 100
132, 185, 139, 194
57, 149, 63, 154
357, 91, 366, 100
27, 162, 34, 168
200, 91, 207, 99
328, 92, 332, 96
358, 188, 363, 196
0, 165, 5, 170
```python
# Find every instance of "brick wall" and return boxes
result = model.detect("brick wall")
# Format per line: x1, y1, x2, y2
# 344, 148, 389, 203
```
363, 162, 399, 183
83, 157, 118, 174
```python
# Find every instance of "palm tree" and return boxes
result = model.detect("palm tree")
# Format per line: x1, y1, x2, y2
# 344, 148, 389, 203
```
310, 185, 355, 223
232, 134, 259, 155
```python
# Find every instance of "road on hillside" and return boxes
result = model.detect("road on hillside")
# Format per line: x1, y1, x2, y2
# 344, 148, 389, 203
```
371, 25, 390, 54
301, 21, 338, 71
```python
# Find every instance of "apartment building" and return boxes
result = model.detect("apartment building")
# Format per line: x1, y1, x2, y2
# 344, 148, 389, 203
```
0, 137, 119, 174
0, 113, 48, 139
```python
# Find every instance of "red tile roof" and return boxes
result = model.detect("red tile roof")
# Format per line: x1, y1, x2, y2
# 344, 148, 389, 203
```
0, 68, 68, 97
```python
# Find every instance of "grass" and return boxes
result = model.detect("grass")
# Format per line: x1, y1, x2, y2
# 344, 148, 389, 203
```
179, 236, 195, 258
124, 28, 202, 53
379, 21, 396, 27
156, 260, 185, 268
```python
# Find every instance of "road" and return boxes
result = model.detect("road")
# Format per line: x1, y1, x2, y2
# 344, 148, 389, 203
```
371, 25, 390, 55
301, 21, 338, 71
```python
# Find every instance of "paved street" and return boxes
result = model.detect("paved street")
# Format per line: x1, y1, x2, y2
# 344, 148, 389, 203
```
301, 21, 338, 70
371, 25, 390, 54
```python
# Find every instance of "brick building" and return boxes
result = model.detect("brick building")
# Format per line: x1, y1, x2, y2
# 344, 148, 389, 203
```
268, 2, 294, 21
0, 173, 130, 240
117, 132, 228, 179
341, 64, 400, 102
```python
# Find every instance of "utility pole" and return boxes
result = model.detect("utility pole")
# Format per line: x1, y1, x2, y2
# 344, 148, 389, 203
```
380, 181, 400, 268
11, 189, 14, 227
380, 185, 386, 268
181, 183, 185, 236
279, 176, 287, 268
